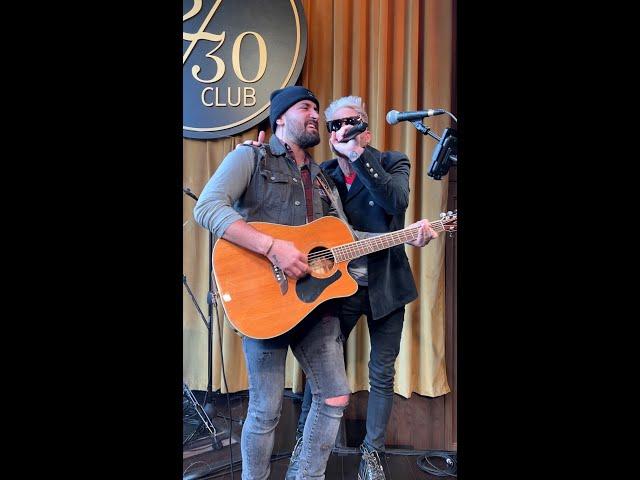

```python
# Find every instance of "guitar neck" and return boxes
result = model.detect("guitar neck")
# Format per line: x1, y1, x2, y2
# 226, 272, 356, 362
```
332, 218, 450, 263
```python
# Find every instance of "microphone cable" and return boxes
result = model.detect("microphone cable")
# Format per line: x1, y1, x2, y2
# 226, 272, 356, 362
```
183, 452, 292, 480
429, 108, 458, 123
331, 446, 457, 477
441, 109, 458, 123
416, 450, 457, 477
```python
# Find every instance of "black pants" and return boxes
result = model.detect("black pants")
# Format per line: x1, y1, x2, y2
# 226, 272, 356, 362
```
296, 285, 405, 451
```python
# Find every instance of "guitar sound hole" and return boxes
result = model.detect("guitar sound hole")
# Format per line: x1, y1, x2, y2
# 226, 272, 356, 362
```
308, 246, 335, 276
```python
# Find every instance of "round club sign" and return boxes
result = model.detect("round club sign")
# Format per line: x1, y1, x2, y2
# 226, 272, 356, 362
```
183, 0, 308, 139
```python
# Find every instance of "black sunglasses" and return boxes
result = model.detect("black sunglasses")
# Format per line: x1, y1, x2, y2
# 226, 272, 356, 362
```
325, 115, 363, 133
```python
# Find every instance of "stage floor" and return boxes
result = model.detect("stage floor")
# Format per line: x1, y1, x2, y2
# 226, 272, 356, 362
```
183, 389, 453, 479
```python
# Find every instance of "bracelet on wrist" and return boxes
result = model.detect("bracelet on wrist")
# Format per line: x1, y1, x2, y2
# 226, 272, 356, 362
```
265, 237, 275, 256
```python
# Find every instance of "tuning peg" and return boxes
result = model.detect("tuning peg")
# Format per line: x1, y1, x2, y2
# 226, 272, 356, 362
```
440, 212, 446, 218
447, 210, 453, 216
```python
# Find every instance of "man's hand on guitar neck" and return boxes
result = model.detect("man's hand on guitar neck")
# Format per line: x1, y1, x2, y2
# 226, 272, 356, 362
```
406, 219, 438, 247
267, 238, 309, 279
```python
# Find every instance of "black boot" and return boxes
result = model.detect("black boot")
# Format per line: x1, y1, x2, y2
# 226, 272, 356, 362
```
358, 443, 386, 480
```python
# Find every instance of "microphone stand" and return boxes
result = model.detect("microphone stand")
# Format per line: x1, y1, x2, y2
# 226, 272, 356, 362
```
183, 187, 216, 419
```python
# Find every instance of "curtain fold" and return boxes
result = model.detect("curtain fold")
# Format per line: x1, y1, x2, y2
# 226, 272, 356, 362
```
183, 0, 454, 398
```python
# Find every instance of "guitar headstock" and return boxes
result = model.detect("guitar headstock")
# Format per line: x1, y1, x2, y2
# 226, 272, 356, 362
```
439, 210, 457, 235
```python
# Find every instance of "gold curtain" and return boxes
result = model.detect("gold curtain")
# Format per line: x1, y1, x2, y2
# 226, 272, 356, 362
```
183, 0, 454, 398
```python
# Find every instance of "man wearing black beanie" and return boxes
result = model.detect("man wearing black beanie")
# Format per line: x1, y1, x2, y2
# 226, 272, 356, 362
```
269, 85, 320, 134
193, 85, 352, 480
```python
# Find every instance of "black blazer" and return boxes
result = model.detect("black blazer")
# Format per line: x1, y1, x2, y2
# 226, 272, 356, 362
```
321, 146, 418, 320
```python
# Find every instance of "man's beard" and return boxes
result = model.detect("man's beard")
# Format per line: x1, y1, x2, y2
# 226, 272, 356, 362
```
287, 119, 320, 149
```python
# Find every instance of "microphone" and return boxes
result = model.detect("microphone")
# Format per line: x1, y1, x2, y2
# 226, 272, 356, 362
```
339, 122, 368, 143
386, 109, 446, 125
183, 187, 198, 201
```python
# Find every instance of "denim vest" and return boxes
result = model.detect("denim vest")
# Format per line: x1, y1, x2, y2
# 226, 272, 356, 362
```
235, 136, 334, 226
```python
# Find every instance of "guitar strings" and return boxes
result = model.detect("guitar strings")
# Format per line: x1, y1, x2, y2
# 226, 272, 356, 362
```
306, 226, 422, 262
305, 219, 454, 263
306, 227, 418, 260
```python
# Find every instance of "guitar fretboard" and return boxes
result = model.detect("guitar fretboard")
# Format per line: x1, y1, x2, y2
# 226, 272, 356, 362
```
331, 219, 450, 263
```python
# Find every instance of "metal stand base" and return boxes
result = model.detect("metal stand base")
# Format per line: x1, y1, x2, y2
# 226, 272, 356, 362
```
183, 382, 223, 450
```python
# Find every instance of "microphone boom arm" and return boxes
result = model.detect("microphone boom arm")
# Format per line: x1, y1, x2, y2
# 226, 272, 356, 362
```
385, 107, 458, 181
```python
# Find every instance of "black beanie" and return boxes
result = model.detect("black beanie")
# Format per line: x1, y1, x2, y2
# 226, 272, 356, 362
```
269, 86, 319, 133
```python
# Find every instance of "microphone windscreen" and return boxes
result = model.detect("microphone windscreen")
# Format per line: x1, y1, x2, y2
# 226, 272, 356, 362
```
386, 110, 399, 125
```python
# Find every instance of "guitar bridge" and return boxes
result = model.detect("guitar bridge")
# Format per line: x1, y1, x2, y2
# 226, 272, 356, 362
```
272, 264, 288, 296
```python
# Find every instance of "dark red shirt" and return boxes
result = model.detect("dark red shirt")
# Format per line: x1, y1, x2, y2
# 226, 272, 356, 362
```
344, 170, 357, 186
284, 143, 315, 223
300, 161, 314, 223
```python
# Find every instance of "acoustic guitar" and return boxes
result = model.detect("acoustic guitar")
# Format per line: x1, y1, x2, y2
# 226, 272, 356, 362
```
212, 212, 457, 339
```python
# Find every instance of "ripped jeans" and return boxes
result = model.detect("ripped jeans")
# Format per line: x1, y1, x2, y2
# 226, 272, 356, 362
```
241, 307, 351, 480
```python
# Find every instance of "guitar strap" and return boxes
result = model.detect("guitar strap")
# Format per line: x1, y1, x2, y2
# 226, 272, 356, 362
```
315, 171, 356, 239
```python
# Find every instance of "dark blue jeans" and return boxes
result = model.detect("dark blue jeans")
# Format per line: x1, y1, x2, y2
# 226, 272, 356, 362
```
241, 305, 351, 480
296, 286, 405, 452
